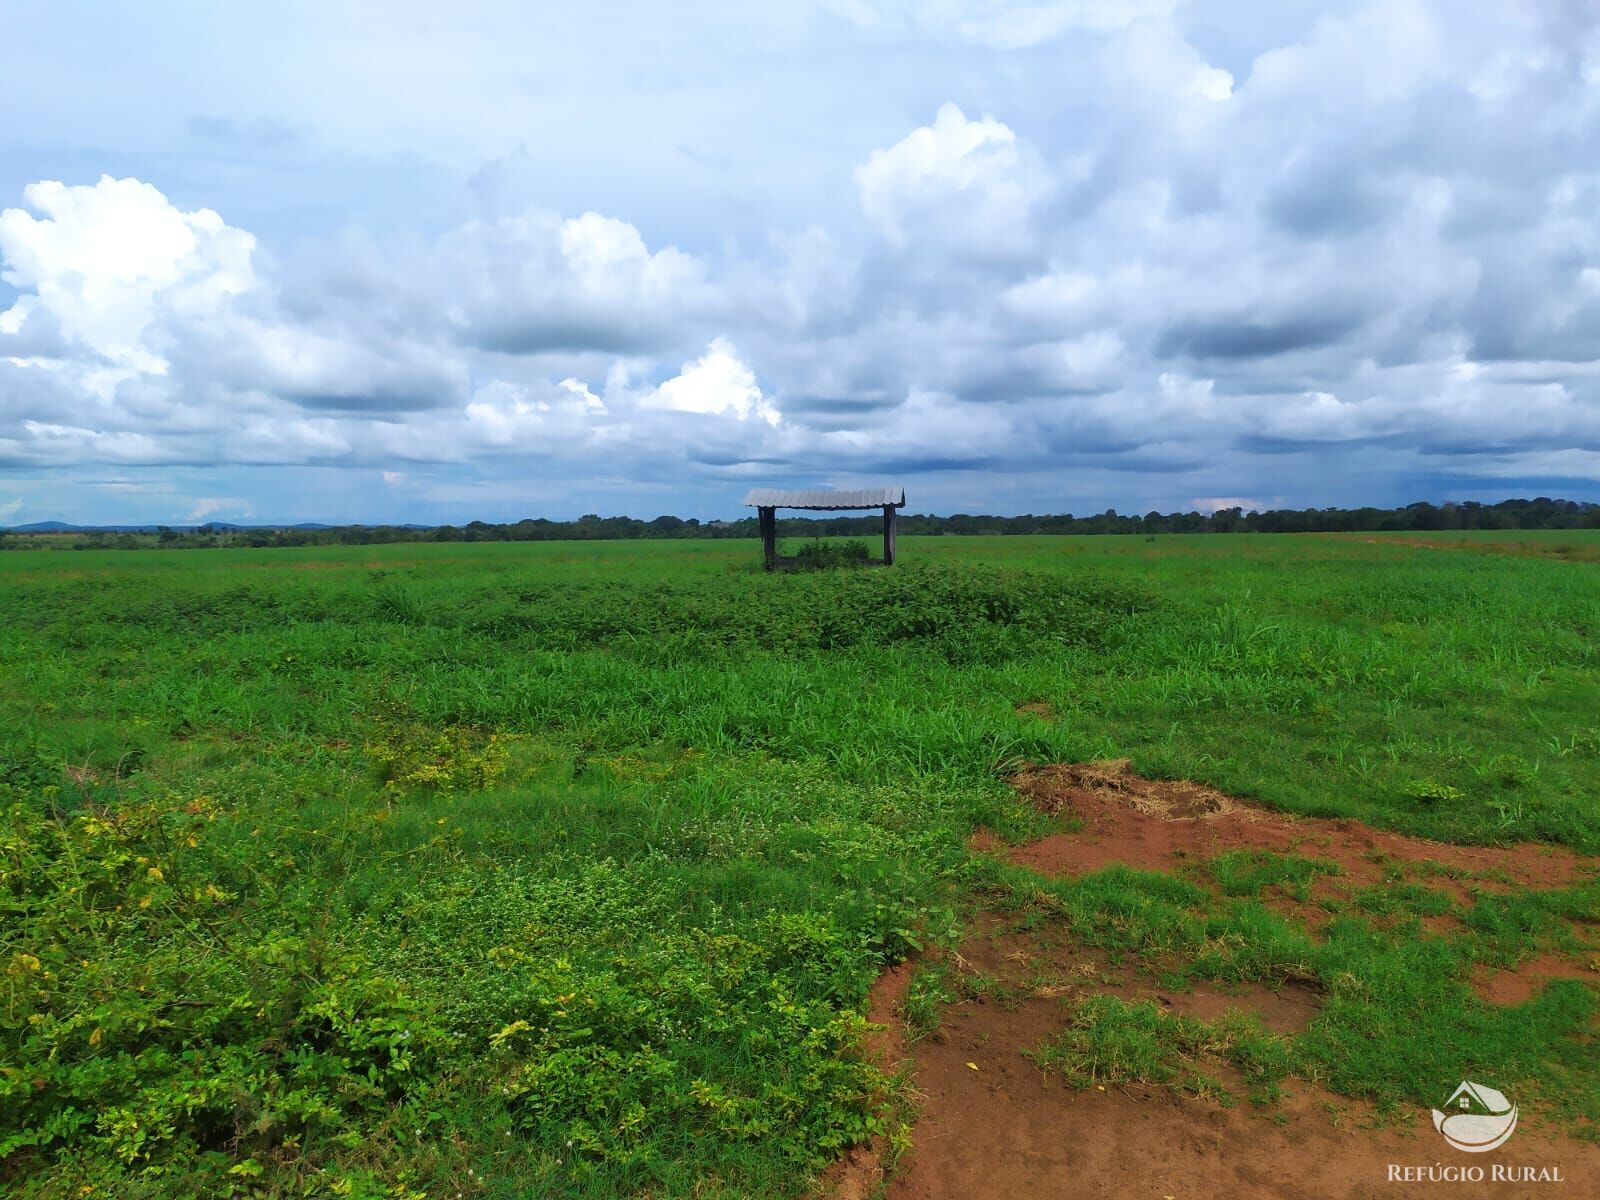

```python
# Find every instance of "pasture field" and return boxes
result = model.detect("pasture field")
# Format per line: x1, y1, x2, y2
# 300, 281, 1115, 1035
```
3, 532, 1600, 1197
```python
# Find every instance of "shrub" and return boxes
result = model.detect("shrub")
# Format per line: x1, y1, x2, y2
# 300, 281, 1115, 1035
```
0, 787, 445, 1193
793, 539, 872, 570
363, 718, 509, 793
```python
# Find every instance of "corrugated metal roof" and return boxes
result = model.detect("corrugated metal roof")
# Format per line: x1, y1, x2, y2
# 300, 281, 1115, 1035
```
743, 486, 905, 510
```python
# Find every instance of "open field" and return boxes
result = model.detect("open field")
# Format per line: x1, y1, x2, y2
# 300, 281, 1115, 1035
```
1349, 529, 1600, 564
4, 533, 1600, 1197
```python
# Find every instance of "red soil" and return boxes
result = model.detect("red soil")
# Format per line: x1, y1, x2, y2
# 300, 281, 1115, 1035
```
822, 763, 1600, 1199
1004, 760, 1590, 895
1473, 953, 1600, 1006
886, 993, 1600, 1199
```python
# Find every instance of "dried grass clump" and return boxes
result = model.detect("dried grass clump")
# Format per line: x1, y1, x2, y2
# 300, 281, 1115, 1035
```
1013, 758, 1240, 821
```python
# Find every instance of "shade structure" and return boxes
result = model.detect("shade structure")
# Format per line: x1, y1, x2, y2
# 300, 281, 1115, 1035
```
741, 487, 905, 511
742, 486, 905, 569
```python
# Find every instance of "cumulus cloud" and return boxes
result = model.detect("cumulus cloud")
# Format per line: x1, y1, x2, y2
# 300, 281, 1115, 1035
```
0, 176, 254, 371
0, 176, 469, 469
5, 0, 1600, 520
855, 103, 1041, 249
440, 209, 709, 354
461, 377, 612, 450
642, 339, 780, 425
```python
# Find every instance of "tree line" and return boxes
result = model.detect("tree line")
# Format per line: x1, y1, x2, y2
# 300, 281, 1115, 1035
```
3, 497, 1596, 551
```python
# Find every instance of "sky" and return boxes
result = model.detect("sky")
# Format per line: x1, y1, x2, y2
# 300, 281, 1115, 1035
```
2, 0, 1600, 526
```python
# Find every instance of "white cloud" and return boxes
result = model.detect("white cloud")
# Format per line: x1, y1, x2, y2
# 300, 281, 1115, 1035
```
440, 208, 710, 353
558, 212, 698, 296
210, 321, 466, 412
0, 174, 470, 470
642, 339, 780, 425
0, 176, 254, 370
557, 377, 606, 411
1103, 20, 1235, 115
964, 1, 1178, 48
0, 496, 21, 522
855, 103, 1039, 247
460, 377, 617, 451
1003, 271, 1100, 321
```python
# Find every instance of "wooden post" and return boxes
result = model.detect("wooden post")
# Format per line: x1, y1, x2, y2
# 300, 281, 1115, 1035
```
882, 504, 897, 566
759, 506, 777, 571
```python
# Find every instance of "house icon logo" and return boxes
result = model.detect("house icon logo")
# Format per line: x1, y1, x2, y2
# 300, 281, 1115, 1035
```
1432, 1081, 1518, 1152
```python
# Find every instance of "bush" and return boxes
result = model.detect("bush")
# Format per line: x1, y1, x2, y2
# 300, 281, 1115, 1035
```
793, 540, 872, 570
0, 787, 445, 1194
463, 563, 1154, 661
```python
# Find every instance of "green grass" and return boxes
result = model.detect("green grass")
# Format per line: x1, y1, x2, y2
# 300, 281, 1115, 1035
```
1024, 994, 1293, 1104
1203, 850, 1343, 900
2, 532, 1599, 1195
985, 858, 1600, 1121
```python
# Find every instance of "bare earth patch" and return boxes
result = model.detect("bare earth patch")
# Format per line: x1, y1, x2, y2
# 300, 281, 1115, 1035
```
829, 936, 1600, 1199
884, 997, 1600, 1199
825, 763, 1600, 1198
948, 912, 1323, 1035
1473, 953, 1600, 1006
1005, 759, 1592, 893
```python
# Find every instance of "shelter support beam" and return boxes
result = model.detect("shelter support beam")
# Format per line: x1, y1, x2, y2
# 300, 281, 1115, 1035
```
759, 506, 777, 571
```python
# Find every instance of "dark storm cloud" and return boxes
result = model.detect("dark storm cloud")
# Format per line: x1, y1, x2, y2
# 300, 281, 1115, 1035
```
1156, 315, 1365, 361
468, 316, 662, 357
1265, 165, 1392, 238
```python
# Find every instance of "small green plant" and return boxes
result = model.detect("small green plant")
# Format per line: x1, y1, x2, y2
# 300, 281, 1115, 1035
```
1475, 753, 1535, 790
1351, 881, 1456, 918
364, 718, 510, 792
794, 538, 872, 570
370, 575, 430, 624
1402, 780, 1466, 804
1024, 995, 1292, 1101
1205, 850, 1341, 901
899, 961, 957, 1042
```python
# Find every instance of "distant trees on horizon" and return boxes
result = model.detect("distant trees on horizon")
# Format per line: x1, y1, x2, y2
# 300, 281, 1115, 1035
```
4, 497, 1597, 551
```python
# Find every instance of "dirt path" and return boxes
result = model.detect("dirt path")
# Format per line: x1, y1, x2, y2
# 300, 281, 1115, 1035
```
829, 763, 1600, 1199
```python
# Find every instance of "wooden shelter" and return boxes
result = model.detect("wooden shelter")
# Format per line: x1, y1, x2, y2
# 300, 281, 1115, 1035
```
742, 486, 906, 571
